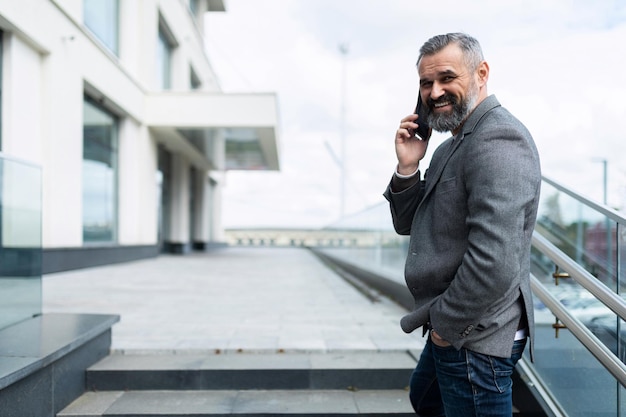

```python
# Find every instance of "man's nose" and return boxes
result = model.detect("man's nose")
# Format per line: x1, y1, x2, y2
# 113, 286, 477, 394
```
431, 82, 445, 100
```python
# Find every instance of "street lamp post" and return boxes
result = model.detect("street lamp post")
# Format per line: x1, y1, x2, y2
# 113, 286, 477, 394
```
338, 43, 348, 219
601, 159, 608, 205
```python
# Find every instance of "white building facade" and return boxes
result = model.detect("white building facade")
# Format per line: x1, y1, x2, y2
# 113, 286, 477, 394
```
0, 0, 280, 272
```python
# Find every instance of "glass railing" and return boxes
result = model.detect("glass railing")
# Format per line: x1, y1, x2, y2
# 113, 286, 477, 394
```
528, 270, 626, 416
0, 153, 42, 330
318, 176, 626, 417
527, 177, 626, 416
317, 202, 408, 282
535, 177, 624, 295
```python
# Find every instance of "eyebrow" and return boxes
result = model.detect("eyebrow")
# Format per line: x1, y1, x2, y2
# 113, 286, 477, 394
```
437, 69, 457, 77
420, 69, 458, 86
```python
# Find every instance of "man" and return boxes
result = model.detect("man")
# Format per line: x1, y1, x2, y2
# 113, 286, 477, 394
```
384, 33, 541, 416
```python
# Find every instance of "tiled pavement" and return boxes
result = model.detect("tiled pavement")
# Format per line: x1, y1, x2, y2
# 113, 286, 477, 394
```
42, 247, 426, 354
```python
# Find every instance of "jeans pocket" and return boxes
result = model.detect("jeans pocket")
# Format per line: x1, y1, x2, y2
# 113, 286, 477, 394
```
490, 355, 515, 394
465, 351, 515, 394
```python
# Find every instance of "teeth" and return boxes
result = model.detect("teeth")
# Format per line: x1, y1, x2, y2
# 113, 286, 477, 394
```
434, 102, 449, 108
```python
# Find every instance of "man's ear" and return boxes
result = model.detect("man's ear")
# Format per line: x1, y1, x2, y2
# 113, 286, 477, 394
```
477, 61, 489, 87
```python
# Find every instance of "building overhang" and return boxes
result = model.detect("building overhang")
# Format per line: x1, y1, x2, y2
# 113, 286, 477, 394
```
145, 92, 280, 171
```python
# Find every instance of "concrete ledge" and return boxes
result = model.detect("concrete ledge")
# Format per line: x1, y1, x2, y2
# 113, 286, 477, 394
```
60, 389, 415, 416
87, 352, 417, 391
43, 245, 159, 274
0, 313, 119, 416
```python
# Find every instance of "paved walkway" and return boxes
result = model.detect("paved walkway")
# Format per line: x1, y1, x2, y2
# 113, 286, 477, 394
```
42, 247, 425, 354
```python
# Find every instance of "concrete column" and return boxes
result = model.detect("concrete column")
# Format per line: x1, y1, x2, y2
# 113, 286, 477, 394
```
210, 176, 223, 242
191, 169, 208, 246
167, 153, 190, 253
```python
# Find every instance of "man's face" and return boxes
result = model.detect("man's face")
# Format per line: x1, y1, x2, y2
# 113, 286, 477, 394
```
418, 43, 480, 133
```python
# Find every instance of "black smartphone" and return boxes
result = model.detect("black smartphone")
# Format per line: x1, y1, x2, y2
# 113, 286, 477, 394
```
413, 93, 431, 141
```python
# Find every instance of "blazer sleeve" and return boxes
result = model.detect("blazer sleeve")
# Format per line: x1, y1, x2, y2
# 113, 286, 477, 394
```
383, 173, 425, 235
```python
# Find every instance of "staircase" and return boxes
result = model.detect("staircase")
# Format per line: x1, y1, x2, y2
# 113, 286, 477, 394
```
57, 351, 418, 416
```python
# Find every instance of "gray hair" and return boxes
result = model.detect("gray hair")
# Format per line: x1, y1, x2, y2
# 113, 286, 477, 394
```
417, 33, 484, 71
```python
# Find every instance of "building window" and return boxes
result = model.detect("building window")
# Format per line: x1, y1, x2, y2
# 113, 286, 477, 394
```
82, 97, 118, 243
157, 18, 175, 90
190, 66, 201, 90
189, 0, 199, 16
83, 0, 119, 55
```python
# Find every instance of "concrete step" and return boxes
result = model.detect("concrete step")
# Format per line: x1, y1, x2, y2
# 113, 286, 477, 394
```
57, 389, 415, 416
86, 351, 419, 391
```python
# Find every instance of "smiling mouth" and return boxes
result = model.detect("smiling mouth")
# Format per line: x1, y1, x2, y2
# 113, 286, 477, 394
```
433, 101, 451, 109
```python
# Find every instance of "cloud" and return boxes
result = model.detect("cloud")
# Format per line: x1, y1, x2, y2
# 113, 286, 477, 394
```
206, 0, 626, 228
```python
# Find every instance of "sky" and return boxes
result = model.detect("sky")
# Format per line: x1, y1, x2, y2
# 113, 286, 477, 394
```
204, 0, 626, 229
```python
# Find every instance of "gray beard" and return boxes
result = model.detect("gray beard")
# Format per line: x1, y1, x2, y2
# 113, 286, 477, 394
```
428, 88, 479, 133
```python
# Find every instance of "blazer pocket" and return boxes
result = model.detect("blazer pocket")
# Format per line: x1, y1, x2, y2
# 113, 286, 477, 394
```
435, 176, 457, 194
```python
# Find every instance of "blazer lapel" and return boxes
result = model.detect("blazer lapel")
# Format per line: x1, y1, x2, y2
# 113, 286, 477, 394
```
419, 95, 502, 204
420, 137, 463, 202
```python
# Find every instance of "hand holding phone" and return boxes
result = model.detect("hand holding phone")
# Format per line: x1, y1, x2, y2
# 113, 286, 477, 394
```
413, 94, 431, 141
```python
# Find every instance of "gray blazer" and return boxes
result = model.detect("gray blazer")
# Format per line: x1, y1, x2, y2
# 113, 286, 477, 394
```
384, 95, 541, 358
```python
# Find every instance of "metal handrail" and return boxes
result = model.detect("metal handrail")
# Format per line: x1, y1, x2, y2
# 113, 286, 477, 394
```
542, 175, 626, 225
532, 232, 626, 321
530, 274, 626, 386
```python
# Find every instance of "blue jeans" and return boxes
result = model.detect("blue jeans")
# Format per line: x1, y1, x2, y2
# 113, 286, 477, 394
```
409, 335, 526, 417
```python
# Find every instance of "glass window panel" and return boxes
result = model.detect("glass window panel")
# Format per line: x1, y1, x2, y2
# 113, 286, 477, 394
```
190, 66, 201, 90
189, 0, 199, 15
0, 156, 42, 330
157, 27, 172, 90
82, 98, 118, 243
83, 0, 119, 56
